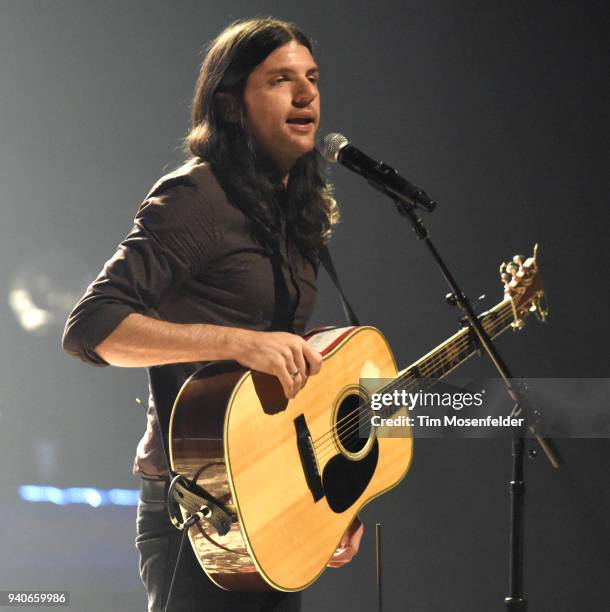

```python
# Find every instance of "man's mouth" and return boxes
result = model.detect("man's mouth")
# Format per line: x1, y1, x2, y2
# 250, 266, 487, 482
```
286, 117, 315, 125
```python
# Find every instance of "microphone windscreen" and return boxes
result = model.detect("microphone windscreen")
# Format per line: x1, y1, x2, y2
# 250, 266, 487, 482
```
320, 133, 349, 162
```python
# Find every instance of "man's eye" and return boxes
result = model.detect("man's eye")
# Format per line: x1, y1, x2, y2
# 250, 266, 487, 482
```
272, 76, 289, 84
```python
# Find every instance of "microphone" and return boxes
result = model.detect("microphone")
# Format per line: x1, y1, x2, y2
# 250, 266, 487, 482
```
320, 133, 436, 212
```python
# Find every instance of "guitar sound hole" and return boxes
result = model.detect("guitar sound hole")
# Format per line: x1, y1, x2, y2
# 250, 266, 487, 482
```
336, 393, 371, 454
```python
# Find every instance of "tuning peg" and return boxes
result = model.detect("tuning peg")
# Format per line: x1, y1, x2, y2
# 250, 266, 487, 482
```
445, 292, 458, 306
511, 317, 526, 330
513, 254, 525, 266
531, 295, 548, 322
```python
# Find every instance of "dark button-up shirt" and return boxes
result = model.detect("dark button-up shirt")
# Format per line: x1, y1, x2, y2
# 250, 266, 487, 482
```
62, 159, 318, 476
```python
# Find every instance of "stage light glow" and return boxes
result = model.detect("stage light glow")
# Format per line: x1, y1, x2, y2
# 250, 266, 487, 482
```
8, 248, 93, 335
18, 485, 139, 507
8, 288, 51, 331
108, 488, 140, 506
46, 487, 67, 505
84, 488, 103, 507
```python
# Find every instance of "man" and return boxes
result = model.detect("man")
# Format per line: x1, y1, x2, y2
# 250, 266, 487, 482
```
63, 18, 363, 612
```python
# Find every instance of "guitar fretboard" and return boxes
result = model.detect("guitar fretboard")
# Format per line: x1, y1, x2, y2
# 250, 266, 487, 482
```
380, 298, 517, 401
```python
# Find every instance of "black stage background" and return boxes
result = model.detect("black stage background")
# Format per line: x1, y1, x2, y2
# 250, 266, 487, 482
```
0, 1, 608, 610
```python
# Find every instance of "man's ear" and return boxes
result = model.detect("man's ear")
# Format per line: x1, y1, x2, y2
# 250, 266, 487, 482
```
215, 92, 240, 123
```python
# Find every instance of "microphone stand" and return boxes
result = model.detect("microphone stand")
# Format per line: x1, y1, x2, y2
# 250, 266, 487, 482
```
390, 197, 559, 611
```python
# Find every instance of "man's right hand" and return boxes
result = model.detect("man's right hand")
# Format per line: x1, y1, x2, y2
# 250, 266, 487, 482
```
230, 330, 323, 399
92, 315, 321, 398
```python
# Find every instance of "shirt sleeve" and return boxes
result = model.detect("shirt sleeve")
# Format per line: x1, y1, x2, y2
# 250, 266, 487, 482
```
62, 180, 218, 365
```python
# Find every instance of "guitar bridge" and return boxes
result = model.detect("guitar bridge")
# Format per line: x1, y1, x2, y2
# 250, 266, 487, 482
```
294, 414, 324, 502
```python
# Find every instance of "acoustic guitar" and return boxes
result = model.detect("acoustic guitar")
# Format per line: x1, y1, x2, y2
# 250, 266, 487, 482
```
169, 246, 547, 591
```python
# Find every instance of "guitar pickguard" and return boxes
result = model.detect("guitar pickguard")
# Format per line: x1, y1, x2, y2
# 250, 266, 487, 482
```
322, 441, 379, 513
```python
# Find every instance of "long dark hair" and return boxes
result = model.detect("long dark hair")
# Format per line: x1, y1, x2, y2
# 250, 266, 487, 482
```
186, 18, 337, 262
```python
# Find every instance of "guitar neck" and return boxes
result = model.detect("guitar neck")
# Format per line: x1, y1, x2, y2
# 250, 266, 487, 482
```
395, 298, 519, 390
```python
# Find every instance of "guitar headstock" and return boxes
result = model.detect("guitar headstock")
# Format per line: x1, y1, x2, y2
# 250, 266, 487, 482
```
500, 244, 547, 329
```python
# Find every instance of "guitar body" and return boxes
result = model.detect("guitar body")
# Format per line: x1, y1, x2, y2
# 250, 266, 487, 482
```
169, 326, 413, 591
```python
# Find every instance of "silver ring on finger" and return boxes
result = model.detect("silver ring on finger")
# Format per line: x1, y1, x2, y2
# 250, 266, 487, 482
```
291, 370, 300, 378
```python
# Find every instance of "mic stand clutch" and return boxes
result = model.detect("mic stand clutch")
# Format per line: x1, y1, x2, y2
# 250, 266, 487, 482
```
391, 197, 559, 611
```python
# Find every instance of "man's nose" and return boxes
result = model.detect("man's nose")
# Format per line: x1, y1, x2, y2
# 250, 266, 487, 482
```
294, 79, 318, 106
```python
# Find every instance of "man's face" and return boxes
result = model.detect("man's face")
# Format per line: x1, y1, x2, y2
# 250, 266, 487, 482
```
242, 40, 320, 176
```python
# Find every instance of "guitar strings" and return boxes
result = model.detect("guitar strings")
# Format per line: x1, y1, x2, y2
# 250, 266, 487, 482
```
312, 323, 479, 448
317, 275, 538, 457
315, 339, 495, 461
314, 306, 516, 460
313, 333, 477, 460
311, 326, 471, 448
311, 300, 515, 450
313, 304, 516, 458
312, 304, 515, 459
311, 328, 477, 451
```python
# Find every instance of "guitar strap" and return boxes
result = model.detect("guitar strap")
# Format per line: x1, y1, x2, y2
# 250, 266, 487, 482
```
318, 244, 360, 326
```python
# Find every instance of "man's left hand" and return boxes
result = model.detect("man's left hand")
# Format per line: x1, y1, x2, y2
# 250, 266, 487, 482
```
327, 516, 364, 568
